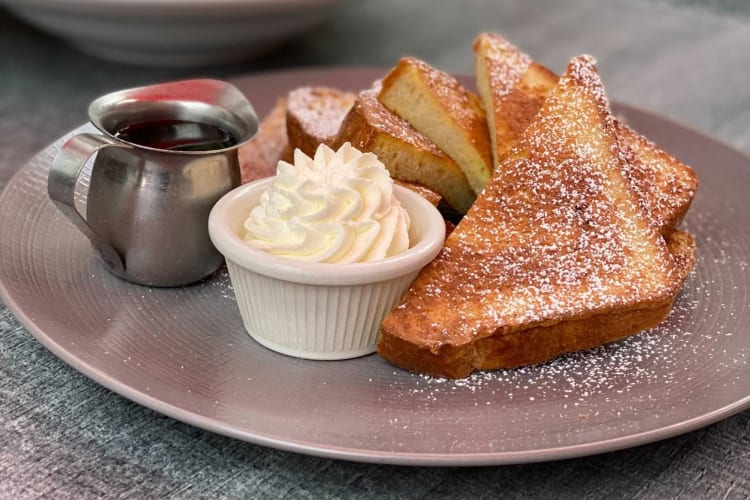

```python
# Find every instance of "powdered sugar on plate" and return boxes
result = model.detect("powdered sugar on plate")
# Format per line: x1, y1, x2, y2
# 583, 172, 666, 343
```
381, 206, 749, 413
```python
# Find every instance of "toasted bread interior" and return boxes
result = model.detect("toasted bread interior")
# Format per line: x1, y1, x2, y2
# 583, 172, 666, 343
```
378, 57, 493, 194
616, 120, 698, 234
336, 87, 475, 213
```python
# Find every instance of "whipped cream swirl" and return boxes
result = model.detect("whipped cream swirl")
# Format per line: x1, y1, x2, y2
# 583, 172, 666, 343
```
243, 143, 410, 263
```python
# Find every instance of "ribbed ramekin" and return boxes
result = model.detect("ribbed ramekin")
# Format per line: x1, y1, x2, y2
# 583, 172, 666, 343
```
208, 177, 445, 360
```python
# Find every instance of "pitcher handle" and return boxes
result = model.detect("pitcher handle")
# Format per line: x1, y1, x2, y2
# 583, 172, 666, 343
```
48, 133, 129, 276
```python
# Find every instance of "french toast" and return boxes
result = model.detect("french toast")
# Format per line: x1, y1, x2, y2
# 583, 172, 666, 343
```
473, 32, 697, 235
241, 88, 443, 208
238, 98, 291, 184
378, 56, 689, 378
286, 86, 356, 157
336, 86, 475, 213
473, 32, 558, 168
615, 120, 698, 235
378, 57, 493, 194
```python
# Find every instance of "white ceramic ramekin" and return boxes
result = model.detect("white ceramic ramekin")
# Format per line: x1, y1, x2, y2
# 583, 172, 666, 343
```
208, 177, 446, 360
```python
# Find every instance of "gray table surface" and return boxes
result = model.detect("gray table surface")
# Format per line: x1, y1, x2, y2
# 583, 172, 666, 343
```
1, 0, 749, 498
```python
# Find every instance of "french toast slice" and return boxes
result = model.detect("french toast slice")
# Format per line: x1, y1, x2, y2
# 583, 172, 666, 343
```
473, 32, 558, 168
378, 56, 689, 378
286, 86, 356, 156
336, 86, 475, 213
378, 57, 493, 194
473, 32, 697, 235
616, 120, 698, 235
238, 97, 292, 184
243, 88, 443, 208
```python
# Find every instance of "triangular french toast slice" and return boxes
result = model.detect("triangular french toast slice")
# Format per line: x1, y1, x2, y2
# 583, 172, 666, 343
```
378, 57, 493, 194
474, 32, 697, 235
615, 120, 698, 235
378, 56, 687, 378
336, 86, 475, 213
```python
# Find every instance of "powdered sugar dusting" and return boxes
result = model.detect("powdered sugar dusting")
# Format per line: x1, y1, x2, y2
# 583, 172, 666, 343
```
403, 57, 484, 126
616, 119, 698, 234
196, 265, 235, 301
394, 325, 691, 405
380, 56, 493, 194
567, 55, 608, 110
287, 86, 356, 145
477, 32, 532, 97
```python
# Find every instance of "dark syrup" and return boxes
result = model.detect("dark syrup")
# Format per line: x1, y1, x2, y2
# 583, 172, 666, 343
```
114, 119, 238, 152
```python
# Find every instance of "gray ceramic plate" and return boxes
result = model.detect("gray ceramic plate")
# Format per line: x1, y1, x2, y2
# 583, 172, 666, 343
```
1, 68, 748, 466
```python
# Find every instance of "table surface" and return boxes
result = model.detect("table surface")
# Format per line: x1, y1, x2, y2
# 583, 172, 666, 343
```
2, 0, 749, 498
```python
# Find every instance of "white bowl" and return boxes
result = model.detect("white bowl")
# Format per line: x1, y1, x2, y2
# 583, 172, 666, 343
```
2, 0, 346, 67
208, 177, 446, 360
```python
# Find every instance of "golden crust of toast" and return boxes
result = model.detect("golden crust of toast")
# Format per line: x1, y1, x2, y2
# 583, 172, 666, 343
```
473, 32, 697, 236
336, 87, 475, 213
378, 57, 493, 193
665, 229, 696, 283
379, 231, 692, 378
616, 120, 698, 232
243, 87, 444, 209
378, 56, 688, 378
286, 86, 356, 156
238, 98, 291, 184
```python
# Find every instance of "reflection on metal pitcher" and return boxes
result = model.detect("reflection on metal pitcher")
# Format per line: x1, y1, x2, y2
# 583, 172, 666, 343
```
47, 79, 259, 287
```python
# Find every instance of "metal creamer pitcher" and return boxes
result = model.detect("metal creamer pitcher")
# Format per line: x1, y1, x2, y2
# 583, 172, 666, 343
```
48, 79, 259, 287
